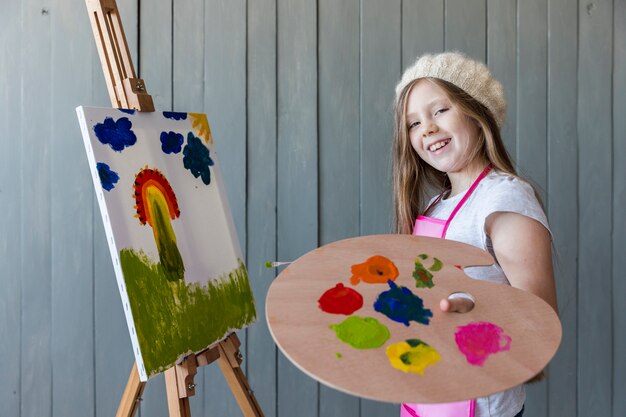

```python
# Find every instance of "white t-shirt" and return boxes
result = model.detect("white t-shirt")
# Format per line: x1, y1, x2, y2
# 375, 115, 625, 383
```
427, 170, 550, 417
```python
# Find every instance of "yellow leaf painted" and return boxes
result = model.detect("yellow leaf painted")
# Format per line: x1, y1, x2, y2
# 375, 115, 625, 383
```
189, 112, 213, 145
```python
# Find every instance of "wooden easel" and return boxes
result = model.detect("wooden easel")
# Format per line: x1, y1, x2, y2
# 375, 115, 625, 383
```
85, 1, 264, 416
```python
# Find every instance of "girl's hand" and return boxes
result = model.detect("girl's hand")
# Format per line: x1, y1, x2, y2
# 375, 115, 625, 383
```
439, 296, 475, 313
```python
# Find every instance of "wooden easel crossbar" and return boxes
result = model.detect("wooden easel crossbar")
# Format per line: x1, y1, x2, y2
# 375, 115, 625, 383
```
84, 1, 263, 416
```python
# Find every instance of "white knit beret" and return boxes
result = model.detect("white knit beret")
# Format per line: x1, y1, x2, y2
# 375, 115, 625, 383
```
395, 52, 507, 127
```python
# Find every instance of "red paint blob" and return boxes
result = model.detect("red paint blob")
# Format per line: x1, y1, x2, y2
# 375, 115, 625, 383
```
318, 283, 364, 315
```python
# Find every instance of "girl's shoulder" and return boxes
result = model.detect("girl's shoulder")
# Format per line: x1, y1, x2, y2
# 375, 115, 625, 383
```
480, 171, 537, 199
477, 171, 544, 214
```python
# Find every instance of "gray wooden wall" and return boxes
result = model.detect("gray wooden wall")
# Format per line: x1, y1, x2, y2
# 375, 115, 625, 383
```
1, 0, 624, 416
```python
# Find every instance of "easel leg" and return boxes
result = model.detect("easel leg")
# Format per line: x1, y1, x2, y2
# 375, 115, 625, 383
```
216, 335, 264, 417
116, 362, 146, 417
165, 367, 192, 417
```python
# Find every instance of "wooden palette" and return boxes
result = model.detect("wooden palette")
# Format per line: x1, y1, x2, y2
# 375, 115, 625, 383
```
265, 234, 561, 404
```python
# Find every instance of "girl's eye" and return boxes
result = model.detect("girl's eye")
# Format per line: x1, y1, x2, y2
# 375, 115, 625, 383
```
435, 108, 449, 116
408, 121, 420, 130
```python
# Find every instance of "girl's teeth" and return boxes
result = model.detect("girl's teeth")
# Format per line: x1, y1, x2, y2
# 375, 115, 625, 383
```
429, 140, 449, 152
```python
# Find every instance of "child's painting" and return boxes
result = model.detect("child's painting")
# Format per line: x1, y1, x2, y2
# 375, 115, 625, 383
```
76, 107, 256, 380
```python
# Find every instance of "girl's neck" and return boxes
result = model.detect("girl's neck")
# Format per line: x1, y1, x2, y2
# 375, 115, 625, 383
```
446, 158, 490, 198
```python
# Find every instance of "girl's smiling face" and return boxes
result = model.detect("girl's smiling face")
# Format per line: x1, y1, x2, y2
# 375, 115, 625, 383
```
406, 79, 482, 177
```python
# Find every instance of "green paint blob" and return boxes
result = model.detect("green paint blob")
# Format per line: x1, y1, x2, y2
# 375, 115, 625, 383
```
330, 316, 390, 349
430, 258, 443, 272
147, 187, 185, 281
413, 261, 434, 288
336, 352, 342, 358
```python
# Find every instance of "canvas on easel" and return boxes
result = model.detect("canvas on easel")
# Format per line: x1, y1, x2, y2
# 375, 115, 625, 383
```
76, 106, 257, 381
81, 2, 263, 415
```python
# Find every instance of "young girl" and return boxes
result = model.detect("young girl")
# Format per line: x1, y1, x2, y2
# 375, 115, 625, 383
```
392, 52, 558, 417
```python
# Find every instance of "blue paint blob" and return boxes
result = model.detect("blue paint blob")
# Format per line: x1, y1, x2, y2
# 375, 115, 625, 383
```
96, 162, 120, 191
93, 117, 137, 151
373, 280, 433, 326
119, 109, 136, 115
163, 111, 187, 120
160, 131, 184, 154
183, 132, 214, 185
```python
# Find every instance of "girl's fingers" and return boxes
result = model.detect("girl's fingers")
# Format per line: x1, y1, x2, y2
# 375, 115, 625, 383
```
439, 297, 474, 313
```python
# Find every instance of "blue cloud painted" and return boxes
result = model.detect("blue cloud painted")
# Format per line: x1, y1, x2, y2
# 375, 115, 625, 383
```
97, 162, 120, 191
160, 131, 184, 154
163, 111, 187, 120
93, 117, 137, 151
183, 132, 214, 185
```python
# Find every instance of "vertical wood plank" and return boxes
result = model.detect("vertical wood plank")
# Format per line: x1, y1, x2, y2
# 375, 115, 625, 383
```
517, 0, 548, 197
578, 0, 613, 416
613, 0, 626, 415
276, 0, 318, 415
173, 0, 206, 414
20, 1, 52, 416
547, 0, 578, 415
319, 0, 360, 415
201, 2, 248, 416
360, 0, 400, 413
0, 1, 22, 415
50, 1, 95, 416
202, 0, 247, 259
517, 1, 549, 414
487, 0, 517, 160
401, 0, 444, 69
139, 1, 173, 415
174, 0, 205, 112
139, 0, 173, 111
360, 0, 400, 238
93, 3, 139, 416
445, 0, 486, 61
246, 0, 278, 415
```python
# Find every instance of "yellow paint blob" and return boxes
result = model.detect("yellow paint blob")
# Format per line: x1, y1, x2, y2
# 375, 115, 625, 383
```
386, 339, 441, 375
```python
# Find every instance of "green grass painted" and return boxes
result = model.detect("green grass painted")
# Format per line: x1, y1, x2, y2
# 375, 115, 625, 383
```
120, 248, 257, 376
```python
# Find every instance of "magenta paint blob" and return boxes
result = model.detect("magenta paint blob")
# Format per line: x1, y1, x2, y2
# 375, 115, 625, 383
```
454, 321, 512, 366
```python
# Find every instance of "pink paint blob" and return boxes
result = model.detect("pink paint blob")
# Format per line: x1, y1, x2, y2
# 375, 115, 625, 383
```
454, 321, 512, 366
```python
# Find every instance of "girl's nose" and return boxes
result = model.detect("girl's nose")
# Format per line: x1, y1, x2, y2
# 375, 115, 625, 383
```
422, 121, 439, 137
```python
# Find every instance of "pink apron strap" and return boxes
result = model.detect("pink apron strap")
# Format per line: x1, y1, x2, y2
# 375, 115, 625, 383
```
441, 164, 492, 238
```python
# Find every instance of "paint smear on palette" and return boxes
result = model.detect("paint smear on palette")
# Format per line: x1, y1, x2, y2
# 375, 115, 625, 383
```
412, 254, 443, 289
455, 322, 512, 366
386, 339, 441, 374
318, 283, 363, 315
330, 316, 390, 349
350, 255, 399, 285
133, 167, 185, 281
374, 280, 433, 326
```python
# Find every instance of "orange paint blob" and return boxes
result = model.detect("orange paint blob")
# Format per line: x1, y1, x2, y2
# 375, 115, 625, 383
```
350, 255, 399, 285
318, 283, 363, 315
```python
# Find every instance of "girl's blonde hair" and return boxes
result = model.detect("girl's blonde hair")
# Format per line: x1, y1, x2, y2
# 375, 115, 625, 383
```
392, 77, 517, 234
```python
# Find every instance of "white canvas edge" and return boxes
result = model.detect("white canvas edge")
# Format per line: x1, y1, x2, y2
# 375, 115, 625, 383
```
76, 106, 148, 381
